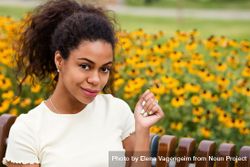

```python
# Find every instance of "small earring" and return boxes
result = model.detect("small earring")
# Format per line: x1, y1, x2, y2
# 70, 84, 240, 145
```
57, 69, 60, 73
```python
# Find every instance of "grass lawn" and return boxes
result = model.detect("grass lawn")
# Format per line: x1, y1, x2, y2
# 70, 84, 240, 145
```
0, 5, 249, 40
117, 14, 250, 40
126, 0, 250, 10
0, 6, 32, 19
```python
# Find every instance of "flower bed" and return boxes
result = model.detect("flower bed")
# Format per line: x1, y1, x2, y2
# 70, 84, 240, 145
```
0, 16, 249, 150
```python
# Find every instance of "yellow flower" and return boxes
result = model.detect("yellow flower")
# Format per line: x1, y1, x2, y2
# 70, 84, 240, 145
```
210, 94, 219, 102
242, 87, 250, 96
34, 98, 44, 105
31, 84, 41, 93
228, 118, 236, 128
197, 69, 207, 79
20, 98, 31, 108
169, 51, 182, 61
232, 107, 244, 115
9, 108, 18, 116
142, 40, 152, 47
118, 37, 132, 50
175, 30, 188, 42
240, 128, 250, 135
204, 40, 215, 50
170, 122, 183, 131
234, 119, 246, 129
216, 62, 227, 72
227, 56, 239, 68
191, 96, 201, 105
162, 77, 179, 89
0, 78, 12, 90
215, 107, 224, 115
210, 50, 221, 57
192, 107, 204, 116
145, 67, 155, 77
153, 44, 165, 54
220, 90, 233, 99
150, 83, 165, 95
186, 42, 197, 52
200, 127, 211, 138
127, 69, 140, 77
241, 67, 250, 77
173, 60, 187, 68
216, 77, 230, 88
171, 96, 185, 108
137, 61, 147, 69
172, 86, 185, 96
126, 57, 138, 66
202, 73, 215, 82
0, 100, 10, 113
240, 40, 250, 50
200, 90, 212, 100
149, 57, 162, 67
1, 90, 14, 99
184, 83, 200, 93
12, 97, 20, 105
136, 47, 146, 56
192, 116, 202, 123
228, 39, 238, 47
114, 78, 124, 91
219, 113, 233, 127
190, 29, 199, 37
150, 125, 165, 136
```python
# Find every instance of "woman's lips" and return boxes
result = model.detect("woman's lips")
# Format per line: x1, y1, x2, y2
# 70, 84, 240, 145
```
81, 88, 99, 97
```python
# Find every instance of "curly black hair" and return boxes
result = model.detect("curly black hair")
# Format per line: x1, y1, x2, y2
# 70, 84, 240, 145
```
16, 0, 116, 94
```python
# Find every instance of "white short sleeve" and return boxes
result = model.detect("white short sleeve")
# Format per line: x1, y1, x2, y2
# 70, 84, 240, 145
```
120, 101, 135, 141
3, 116, 39, 165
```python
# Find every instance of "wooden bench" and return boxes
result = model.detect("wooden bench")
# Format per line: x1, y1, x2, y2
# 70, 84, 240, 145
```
149, 134, 250, 167
0, 114, 249, 167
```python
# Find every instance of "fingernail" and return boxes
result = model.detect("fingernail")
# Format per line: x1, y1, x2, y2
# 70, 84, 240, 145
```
142, 101, 146, 106
143, 112, 148, 117
140, 109, 145, 114
149, 111, 153, 115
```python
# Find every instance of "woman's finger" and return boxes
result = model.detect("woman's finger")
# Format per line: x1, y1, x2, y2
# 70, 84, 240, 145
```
144, 98, 156, 114
147, 101, 159, 115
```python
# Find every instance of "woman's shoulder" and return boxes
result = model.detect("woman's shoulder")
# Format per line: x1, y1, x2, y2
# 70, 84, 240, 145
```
13, 102, 46, 130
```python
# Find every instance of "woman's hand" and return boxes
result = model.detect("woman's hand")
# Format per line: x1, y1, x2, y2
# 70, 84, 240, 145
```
134, 89, 165, 130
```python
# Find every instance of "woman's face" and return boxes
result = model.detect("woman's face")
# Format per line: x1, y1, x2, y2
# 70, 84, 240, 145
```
56, 40, 113, 104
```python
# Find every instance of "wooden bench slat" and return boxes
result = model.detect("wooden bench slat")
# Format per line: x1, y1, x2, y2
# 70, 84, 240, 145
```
175, 138, 196, 167
238, 146, 250, 167
156, 135, 177, 167
216, 143, 236, 167
150, 134, 160, 158
195, 140, 216, 167
0, 114, 17, 167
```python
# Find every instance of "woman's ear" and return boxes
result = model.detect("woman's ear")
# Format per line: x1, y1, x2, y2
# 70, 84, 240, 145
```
54, 51, 63, 72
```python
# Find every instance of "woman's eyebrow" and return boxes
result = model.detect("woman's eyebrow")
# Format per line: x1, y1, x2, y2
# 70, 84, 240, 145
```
103, 62, 113, 66
77, 58, 113, 66
77, 58, 94, 64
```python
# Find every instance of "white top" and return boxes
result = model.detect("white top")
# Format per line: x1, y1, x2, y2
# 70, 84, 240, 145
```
3, 94, 135, 167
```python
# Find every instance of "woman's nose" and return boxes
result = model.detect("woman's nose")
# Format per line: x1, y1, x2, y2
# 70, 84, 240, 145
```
87, 71, 100, 85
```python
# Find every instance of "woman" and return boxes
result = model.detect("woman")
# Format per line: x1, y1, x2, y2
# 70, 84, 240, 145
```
3, 0, 164, 166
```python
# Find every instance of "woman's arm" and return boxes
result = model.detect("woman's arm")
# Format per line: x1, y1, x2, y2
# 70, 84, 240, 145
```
123, 89, 165, 167
123, 128, 151, 167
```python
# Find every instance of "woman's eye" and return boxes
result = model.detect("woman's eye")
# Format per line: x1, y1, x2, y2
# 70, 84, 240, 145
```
80, 64, 90, 70
101, 67, 111, 73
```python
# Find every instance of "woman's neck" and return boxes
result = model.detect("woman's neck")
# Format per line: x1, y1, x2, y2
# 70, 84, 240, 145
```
47, 82, 86, 114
